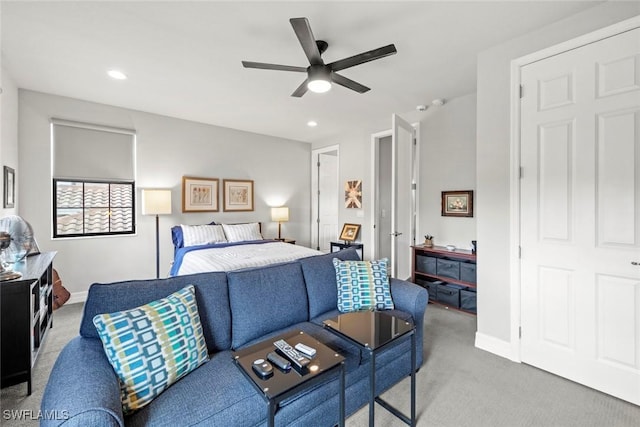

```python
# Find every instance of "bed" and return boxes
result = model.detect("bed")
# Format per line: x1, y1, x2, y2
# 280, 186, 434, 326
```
169, 222, 323, 276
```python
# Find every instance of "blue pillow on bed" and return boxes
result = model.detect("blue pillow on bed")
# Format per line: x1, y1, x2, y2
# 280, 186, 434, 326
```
171, 221, 216, 249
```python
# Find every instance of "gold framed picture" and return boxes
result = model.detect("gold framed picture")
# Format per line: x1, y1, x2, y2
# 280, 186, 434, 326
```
182, 176, 219, 212
339, 223, 361, 242
223, 179, 254, 212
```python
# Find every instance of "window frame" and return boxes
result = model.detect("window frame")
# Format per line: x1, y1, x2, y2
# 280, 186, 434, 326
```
53, 178, 136, 238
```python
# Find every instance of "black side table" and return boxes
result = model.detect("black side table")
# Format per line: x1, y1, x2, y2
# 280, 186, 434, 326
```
232, 330, 345, 427
323, 311, 416, 427
330, 241, 364, 259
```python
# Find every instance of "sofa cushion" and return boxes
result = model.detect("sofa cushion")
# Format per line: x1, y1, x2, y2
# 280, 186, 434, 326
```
93, 285, 209, 414
80, 271, 232, 353
299, 248, 361, 318
333, 258, 394, 312
126, 351, 264, 427
228, 262, 309, 349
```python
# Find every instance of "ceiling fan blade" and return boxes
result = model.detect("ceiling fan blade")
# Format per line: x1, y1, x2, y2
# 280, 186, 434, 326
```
332, 73, 370, 94
291, 79, 309, 97
290, 17, 323, 65
242, 61, 307, 72
328, 44, 397, 72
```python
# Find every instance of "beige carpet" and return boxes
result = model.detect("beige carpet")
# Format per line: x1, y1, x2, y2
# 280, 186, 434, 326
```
1, 303, 639, 426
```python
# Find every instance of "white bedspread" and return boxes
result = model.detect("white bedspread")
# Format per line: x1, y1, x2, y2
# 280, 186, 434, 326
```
174, 242, 323, 275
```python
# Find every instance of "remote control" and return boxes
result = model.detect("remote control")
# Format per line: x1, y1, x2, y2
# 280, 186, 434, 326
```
294, 343, 316, 358
273, 339, 310, 369
267, 351, 291, 371
252, 358, 273, 378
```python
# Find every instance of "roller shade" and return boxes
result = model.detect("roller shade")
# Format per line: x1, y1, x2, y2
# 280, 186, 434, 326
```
52, 120, 135, 181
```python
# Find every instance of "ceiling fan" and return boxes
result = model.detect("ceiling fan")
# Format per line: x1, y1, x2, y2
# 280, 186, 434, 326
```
242, 17, 397, 97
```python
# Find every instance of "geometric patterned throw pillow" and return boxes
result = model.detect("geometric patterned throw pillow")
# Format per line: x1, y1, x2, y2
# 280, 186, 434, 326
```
332, 258, 394, 313
93, 285, 209, 414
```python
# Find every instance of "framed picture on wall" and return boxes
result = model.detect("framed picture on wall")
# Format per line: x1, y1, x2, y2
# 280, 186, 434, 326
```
339, 223, 361, 242
441, 190, 473, 217
223, 179, 254, 212
3, 166, 15, 208
182, 176, 219, 212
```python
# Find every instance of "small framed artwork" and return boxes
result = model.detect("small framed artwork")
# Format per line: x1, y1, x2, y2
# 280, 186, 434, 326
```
339, 223, 361, 242
3, 166, 15, 208
182, 176, 219, 212
441, 190, 473, 217
223, 179, 254, 212
345, 179, 362, 208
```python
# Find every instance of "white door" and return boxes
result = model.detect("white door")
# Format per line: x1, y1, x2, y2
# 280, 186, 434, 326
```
311, 148, 339, 252
391, 114, 417, 279
520, 27, 640, 405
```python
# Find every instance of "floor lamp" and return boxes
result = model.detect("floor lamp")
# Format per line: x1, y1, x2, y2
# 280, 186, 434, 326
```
271, 206, 289, 240
142, 189, 172, 279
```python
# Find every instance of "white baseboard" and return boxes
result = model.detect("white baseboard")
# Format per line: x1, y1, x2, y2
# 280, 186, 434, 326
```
67, 291, 88, 305
475, 332, 519, 362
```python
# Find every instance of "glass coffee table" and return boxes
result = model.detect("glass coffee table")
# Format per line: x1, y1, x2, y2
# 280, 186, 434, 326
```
323, 311, 416, 427
232, 329, 345, 427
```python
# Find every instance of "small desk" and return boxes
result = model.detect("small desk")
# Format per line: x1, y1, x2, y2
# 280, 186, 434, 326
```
323, 311, 416, 427
232, 330, 345, 427
330, 241, 364, 259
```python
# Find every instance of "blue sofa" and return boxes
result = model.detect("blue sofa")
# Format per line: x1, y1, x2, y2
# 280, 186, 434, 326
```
41, 248, 428, 426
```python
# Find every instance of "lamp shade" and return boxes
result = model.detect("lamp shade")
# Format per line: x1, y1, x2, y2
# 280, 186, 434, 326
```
271, 206, 289, 222
142, 189, 172, 215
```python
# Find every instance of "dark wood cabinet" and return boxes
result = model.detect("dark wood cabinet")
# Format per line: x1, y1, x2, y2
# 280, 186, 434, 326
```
411, 245, 477, 314
1, 252, 56, 395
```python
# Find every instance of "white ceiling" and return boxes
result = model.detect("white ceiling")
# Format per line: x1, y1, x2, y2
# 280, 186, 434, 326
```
1, 1, 603, 144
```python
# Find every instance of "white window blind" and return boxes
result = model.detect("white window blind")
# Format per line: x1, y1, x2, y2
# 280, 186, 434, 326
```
51, 119, 135, 181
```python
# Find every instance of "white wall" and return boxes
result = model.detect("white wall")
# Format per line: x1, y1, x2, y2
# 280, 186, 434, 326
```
1, 67, 18, 217
18, 90, 311, 297
419, 93, 477, 250
476, 2, 640, 353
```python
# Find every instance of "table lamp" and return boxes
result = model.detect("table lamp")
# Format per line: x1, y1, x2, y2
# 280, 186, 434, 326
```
271, 206, 289, 240
142, 189, 172, 278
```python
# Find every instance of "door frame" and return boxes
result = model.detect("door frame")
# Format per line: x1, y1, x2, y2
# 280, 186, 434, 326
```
370, 122, 420, 262
509, 15, 640, 362
310, 144, 340, 251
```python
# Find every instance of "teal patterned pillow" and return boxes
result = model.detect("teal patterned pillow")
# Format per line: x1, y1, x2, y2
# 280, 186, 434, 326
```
93, 285, 209, 414
333, 258, 394, 312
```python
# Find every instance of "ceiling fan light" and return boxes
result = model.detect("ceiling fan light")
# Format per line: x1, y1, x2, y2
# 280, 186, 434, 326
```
308, 79, 331, 93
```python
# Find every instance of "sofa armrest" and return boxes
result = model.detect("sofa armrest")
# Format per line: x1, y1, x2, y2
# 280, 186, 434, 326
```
390, 278, 428, 366
41, 337, 124, 427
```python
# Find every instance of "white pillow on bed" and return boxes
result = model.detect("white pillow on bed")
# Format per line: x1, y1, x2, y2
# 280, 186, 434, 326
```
181, 224, 227, 247
221, 223, 262, 242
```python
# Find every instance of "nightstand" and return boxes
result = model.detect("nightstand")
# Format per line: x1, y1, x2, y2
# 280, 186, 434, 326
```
330, 241, 363, 259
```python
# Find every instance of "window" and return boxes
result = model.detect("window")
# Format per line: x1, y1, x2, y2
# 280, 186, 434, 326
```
53, 180, 135, 237
51, 119, 136, 238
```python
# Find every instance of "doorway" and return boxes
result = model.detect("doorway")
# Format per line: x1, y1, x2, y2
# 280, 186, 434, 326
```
311, 145, 339, 252
370, 116, 419, 279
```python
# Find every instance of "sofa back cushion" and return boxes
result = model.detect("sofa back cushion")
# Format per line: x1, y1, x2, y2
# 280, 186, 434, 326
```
80, 271, 231, 353
298, 247, 361, 318
228, 262, 308, 349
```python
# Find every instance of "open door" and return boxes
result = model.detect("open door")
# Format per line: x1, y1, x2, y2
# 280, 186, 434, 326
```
390, 114, 417, 279
311, 146, 339, 252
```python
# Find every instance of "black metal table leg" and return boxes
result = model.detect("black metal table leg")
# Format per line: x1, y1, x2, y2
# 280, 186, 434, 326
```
369, 350, 375, 427
339, 362, 345, 427
411, 331, 416, 426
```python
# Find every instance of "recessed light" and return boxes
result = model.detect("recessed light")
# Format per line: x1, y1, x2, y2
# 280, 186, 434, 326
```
107, 69, 127, 80
431, 98, 445, 106
307, 121, 318, 127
